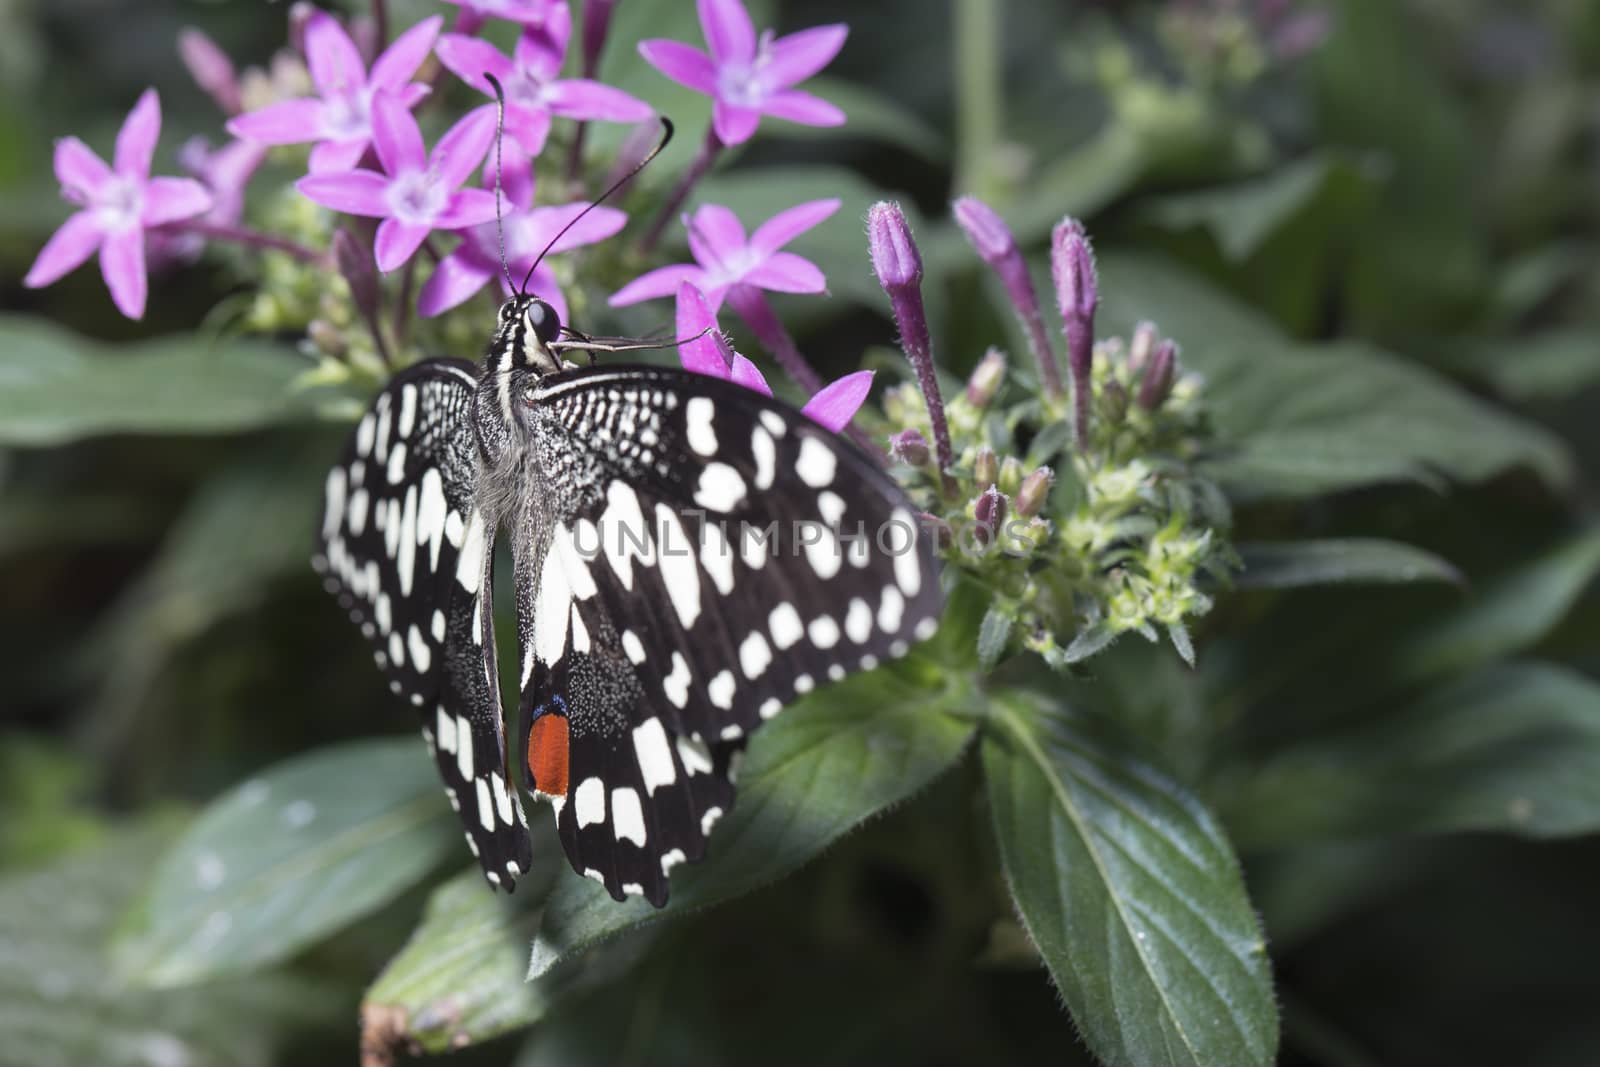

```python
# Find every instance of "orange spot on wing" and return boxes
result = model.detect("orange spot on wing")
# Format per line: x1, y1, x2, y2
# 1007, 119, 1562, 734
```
527, 714, 570, 798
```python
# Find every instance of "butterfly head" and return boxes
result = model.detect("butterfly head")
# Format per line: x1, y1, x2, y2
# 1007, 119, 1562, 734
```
492, 294, 564, 377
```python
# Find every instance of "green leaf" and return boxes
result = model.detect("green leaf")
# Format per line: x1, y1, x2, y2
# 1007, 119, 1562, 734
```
1394, 529, 1600, 681
1138, 154, 1371, 262
977, 607, 1012, 670
0, 820, 329, 1067
1223, 662, 1600, 848
1452, 328, 1600, 402
984, 691, 1277, 1067
114, 739, 459, 987
1235, 539, 1463, 589
0, 315, 316, 446
1095, 253, 1573, 497
527, 663, 978, 980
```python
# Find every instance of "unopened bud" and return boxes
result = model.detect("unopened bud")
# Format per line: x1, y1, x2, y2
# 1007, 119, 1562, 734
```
178, 29, 242, 115
308, 319, 346, 358
1128, 321, 1159, 376
1100, 378, 1129, 427
1137, 340, 1177, 411
889, 428, 930, 467
965, 347, 1006, 408
332, 228, 379, 321
868, 201, 923, 292
1016, 466, 1055, 517
974, 447, 999, 490
999, 456, 1024, 496
973, 486, 1006, 546
1051, 217, 1099, 450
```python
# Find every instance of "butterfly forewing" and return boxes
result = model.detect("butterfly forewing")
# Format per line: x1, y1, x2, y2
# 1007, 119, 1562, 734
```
510, 366, 942, 903
313, 361, 534, 886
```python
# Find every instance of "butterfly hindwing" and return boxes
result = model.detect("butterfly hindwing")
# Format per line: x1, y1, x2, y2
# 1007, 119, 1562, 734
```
511, 366, 942, 902
314, 360, 533, 887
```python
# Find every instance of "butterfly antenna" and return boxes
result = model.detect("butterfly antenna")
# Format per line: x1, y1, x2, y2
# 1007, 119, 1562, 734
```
520, 116, 674, 295
482, 72, 516, 295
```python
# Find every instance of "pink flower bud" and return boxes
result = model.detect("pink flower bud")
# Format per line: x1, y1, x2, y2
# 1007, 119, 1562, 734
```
178, 29, 242, 115
889, 428, 930, 467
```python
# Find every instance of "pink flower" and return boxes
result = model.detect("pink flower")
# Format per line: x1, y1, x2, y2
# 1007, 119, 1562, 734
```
639, 0, 847, 146
609, 199, 838, 311
24, 90, 213, 320
149, 136, 270, 267
296, 94, 498, 272
434, 3, 652, 156
419, 142, 626, 319
439, 0, 560, 29
675, 283, 872, 433
226, 12, 440, 173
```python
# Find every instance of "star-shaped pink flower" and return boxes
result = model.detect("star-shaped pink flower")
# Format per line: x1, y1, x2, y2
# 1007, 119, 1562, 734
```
675, 282, 871, 433
419, 142, 627, 319
24, 90, 213, 320
227, 12, 440, 173
610, 198, 838, 311
639, 0, 847, 146
435, 2, 652, 156
296, 94, 498, 272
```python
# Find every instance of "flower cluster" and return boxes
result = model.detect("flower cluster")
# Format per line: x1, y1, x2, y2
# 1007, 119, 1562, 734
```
870, 202, 1236, 667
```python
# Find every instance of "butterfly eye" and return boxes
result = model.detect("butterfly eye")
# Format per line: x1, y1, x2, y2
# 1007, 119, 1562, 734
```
522, 299, 562, 347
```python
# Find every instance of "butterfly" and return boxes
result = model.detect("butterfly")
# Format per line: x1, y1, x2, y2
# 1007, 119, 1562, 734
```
311, 112, 941, 906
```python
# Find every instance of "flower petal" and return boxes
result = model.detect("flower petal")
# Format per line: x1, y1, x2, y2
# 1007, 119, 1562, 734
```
433, 105, 498, 189
24, 212, 104, 288
636, 40, 717, 94
712, 100, 762, 146
418, 248, 493, 316
99, 226, 148, 320
436, 187, 500, 229
226, 98, 327, 146
54, 137, 112, 198
375, 217, 431, 272
766, 25, 848, 87
730, 354, 773, 396
308, 138, 371, 173
434, 32, 513, 95
523, 203, 627, 256
142, 177, 214, 226
369, 15, 443, 90
484, 139, 537, 209
697, 0, 755, 64
761, 88, 846, 128
745, 251, 826, 293
545, 79, 654, 122
114, 89, 161, 178
514, 5, 572, 81
610, 263, 705, 307
370, 91, 426, 175
296, 170, 391, 217
686, 203, 747, 268
304, 11, 368, 97
676, 282, 733, 376
505, 105, 553, 157
749, 198, 841, 256
801, 369, 873, 432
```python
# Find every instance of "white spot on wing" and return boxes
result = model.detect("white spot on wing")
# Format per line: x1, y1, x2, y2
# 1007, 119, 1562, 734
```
664, 652, 691, 708
686, 396, 717, 456
699, 520, 734, 595
476, 778, 495, 830
654, 504, 701, 629
891, 507, 921, 596
739, 631, 772, 679
456, 511, 486, 593
322, 468, 347, 540
700, 806, 724, 836
808, 615, 840, 649
611, 787, 647, 846
622, 629, 647, 664
407, 624, 431, 673
708, 669, 735, 709
845, 598, 873, 644
436, 707, 456, 753
694, 462, 747, 512
796, 436, 836, 488
769, 602, 803, 650
879, 586, 905, 632
575, 777, 605, 827
456, 714, 473, 783
399, 383, 417, 437
633, 718, 676, 795
751, 426, 777, 489
677, 734, 712, 775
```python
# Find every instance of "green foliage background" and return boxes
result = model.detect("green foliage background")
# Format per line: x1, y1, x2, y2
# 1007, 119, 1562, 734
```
6, 1, 1600, 1065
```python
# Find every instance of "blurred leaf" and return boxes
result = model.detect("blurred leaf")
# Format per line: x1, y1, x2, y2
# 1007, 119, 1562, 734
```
1138, 154, 1373, 262
1224, 662, 1600, 848
527, 663, 978, 980
1235, 539, 1462, 589
0, 733, 103, 867
983, 690, 1277, 1067
1453, 329, 1600, 402
0, 316, 316, 446
977, 607, 1012, 670
1394, 529, 1600, 682
364, 869, 549, 1057
1095, 253, 1573, 497
0, 820, 330, 1067
800, 76, 948, 161
114, 738, 458, 988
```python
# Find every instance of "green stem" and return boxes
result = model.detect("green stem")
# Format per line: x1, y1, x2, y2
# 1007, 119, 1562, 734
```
954, 0, 1003, 200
